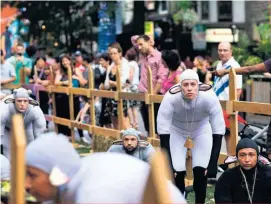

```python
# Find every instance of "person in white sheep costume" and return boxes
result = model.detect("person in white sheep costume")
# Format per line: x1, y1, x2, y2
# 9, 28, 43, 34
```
157, 69, 225, 203
1, 87, 46, 160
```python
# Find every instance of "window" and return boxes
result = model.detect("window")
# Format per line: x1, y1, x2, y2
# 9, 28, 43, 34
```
218, 1, 232, 22
201, 1, 209, 20
158, 0, 168, 14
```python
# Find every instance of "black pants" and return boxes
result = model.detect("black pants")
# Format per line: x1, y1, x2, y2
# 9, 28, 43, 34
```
267, 119, 271, 154
56, 94, 83, 137
175, 167, 207, 203
140, 101, 160, 134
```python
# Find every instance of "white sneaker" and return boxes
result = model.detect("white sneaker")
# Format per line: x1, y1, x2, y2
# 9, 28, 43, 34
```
224, 156, 237, 164
82, 137, 91, 145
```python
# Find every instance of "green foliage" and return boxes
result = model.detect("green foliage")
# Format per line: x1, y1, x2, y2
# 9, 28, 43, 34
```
178, 0, 192, 10
254, 23, 271, 58
232, 22, 271, 67
243, 56, 263, 66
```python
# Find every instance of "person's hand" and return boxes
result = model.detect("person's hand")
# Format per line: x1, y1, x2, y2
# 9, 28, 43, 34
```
72, 75, 79, 80
74, 68, 82, 76
16, 55, 24, 62
212, 69, 227, 77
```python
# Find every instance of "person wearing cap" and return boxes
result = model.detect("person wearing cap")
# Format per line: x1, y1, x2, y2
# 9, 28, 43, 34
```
215, 138, 271, 203
74, 51, 85, 72
1, 49, 16, 99
1, 87, 46, 159
107, 128, 155, 163
25, 132, 187, 203
157, 69, 225, 203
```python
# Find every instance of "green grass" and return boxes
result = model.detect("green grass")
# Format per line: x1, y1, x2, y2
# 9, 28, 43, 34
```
74, 138, 216, 204
187, 185, 215, 204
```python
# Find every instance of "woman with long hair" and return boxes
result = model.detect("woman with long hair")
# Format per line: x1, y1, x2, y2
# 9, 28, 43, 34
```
193, 56, 212, 84
54, 55, 86, 140
104, 42, 130, 129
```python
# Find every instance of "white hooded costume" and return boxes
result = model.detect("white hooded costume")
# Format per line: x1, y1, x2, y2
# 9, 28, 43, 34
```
1, 88, 46, 160
25, 132, 187, 203
157, 70, 225, 172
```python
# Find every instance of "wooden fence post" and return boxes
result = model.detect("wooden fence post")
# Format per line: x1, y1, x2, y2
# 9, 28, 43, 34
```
228, 68, 238, 168
89, 67, 95, 153
68, 67, 75, 144
19, 68, 26, 84
116, 67, 124, 130
9, 115, 26, 204
142, 150, 173, 203
147, 66, 156, 139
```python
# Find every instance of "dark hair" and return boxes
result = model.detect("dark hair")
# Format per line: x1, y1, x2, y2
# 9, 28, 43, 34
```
34, 57, 46, 65
99, 53, 111, 63
16, 42, 24, 48
161, 50, 180, 71
125, 48, 137, 62
0, 50, 3, 56
26, 45, 37, 57
108, 42, 123, 54
60, 54, 73, 74
136, 35, 150, 42
83, 56, 92, 64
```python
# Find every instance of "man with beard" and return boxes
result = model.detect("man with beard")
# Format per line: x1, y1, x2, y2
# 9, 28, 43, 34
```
107, 128, 155, 163
215, 138, 271, 203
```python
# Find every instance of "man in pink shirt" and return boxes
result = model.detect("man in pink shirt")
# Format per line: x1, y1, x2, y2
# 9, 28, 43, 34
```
136, 35, 168, 134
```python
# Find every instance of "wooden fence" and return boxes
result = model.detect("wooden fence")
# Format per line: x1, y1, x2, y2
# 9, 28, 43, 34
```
4, 68, 271, 189
5, 68, 271, 203
9, 114, 175, 203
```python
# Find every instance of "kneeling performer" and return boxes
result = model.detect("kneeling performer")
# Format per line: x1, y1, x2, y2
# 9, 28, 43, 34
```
157, 69, 225, 203
1, 88, 46, 159
108, 128, 155, 163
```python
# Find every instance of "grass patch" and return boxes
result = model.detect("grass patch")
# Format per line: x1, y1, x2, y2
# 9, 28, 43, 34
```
187, 185, 215, 204
92, 135, 116, 152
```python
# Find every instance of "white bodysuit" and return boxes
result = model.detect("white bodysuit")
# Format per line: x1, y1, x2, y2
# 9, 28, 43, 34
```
157, 88, 225, 171
1, 96, 46, 160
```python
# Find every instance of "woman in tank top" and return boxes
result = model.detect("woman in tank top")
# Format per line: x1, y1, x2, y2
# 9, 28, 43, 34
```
160, 50, 182, 95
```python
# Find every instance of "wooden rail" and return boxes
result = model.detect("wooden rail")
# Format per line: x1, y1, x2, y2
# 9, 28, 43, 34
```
3, 65, 271, 189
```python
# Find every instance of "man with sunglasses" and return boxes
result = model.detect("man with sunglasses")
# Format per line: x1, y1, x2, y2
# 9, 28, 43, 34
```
6, 43, 32, 84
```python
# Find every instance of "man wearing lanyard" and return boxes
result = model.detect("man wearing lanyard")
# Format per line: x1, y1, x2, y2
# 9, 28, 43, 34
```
213, 41, 243, 163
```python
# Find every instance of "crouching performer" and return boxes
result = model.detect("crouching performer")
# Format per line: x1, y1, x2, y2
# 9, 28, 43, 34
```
1, 87, 46, 159
108, 128, 155, 163
157, 69, 225, 203
25, 132, 186, 203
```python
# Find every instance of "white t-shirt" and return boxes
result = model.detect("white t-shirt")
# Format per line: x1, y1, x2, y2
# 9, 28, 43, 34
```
129, 61, 140, 86
213, 57, 242, 100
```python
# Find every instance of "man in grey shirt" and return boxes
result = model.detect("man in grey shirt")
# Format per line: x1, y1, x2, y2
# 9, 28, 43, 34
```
0, 49, 16, 98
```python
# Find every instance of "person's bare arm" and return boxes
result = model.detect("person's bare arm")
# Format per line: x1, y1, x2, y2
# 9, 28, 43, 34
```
1, 76, 16, 85
214, 63, 268, 76
153, 83, 162, 94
